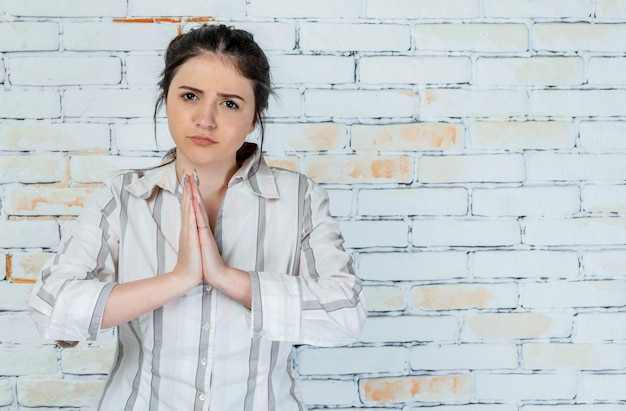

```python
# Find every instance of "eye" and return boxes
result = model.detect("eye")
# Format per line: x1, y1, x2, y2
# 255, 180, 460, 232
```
222, 100, 239, 110
182, 93, 198, 101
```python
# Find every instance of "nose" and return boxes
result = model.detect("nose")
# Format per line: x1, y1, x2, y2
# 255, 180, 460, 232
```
195, 103, 216, 129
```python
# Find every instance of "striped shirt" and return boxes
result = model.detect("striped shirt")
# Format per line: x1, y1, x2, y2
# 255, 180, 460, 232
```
30, 150, 367, 411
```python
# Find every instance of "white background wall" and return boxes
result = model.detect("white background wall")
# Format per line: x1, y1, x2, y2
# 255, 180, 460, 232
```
2, 0, 626, 409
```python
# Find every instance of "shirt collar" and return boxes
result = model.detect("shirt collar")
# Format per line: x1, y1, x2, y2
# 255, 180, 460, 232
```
125, 148, 279, 200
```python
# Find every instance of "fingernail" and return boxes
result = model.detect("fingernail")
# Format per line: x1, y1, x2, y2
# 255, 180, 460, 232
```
193, 169, 200, 185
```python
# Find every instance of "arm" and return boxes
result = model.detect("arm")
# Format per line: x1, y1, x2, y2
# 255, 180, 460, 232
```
250, 180, 367, 347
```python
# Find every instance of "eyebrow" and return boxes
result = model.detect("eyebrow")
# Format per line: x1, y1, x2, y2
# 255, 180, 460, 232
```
179, 85, 246, 102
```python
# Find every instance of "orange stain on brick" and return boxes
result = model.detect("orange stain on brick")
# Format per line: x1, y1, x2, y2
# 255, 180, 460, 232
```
305, 124, 342, 150
414, 285, 492, 310
6, 253, 12, 280
112, 17, 216, 35
397, 124, 458, 149
370, 157, 411, 179
422, 91, 437, 104
363, 379, 406, 403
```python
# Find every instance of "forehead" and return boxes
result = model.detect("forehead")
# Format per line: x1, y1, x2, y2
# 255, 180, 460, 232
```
170, 53, 253, 91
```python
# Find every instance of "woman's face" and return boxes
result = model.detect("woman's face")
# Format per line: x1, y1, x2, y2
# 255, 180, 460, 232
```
166, 53, 256, 171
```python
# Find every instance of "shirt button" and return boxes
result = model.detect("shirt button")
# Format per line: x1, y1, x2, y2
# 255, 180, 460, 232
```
198, 393, 205, 401
205, 284, 213, 291
200, 357, 207, 366
202, 322, 210, 331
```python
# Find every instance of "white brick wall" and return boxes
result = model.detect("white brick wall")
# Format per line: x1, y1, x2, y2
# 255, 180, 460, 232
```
3, 1, 626, 409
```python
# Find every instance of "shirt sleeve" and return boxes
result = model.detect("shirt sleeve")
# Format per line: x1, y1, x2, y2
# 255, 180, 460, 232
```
250, 180, 367, 347
29, 183, 121, 343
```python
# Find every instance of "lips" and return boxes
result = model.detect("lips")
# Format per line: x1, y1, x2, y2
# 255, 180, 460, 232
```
189, 136, 216, 146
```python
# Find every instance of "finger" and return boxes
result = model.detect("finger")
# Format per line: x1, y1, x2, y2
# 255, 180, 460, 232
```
190, 171, 210, 231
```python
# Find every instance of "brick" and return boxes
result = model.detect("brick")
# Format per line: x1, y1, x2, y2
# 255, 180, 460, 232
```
0, 346, 57, 376
300, 23, 411, 52
64, 22, 178, 51
522, 280, 626, 309
10, 252, 54, 282
0, 220, 59, 248
0, 123, 110, 152
472, 186, 580, 217
415, 24, 528, 52
64, 89, 158, 118
367, 0, 479, 18
266, 88, 302, 118
0, 282, 33, 311
0, 91, 60, 119
0, 155, 65, 183
476, 57, 584, 86
580, 121, 626, 149
17, 377, 104, 407
9, 56, 121, 86
358, 251, 469, 282
583, 250, 626, 277
299, 379, 358, 407
326, 189, 353, 217
0, 380, 12, 406
129, 0, 246, 17
471, 121, 575, 150
0, 22, 59, 51
484, 0, 591, 17
523, 406, 624, 411
531, 90, 626, 117
534, 23, 626, 52
305, 89, 414, 118
265, 156, 299, 174
299, 346, 407, 375
589, 57, 626, 85
420, 89, 527, 119
473, 250, 579, 279
597, 0, 626, 18
411, 283, 518, 310
271, 55, 354, 85
70, 155, 159, 183
419, 154, 525, 183
5, 187, 97, 216
463, 312, 573, 341
0, 313, 49, 344
584, 185, 626, 213
358, 188, 467, 216
0, 59, 5, 83
361, 375, 470, 404
225, 22, 296, 51
62, 346, 115, 375
524, 217, 626, 246
359, 315, 460, 343
364, 285, 406, 312
250, 0, 361, 18
115, 122, 171, 152
576, 313, 626, 341
527, 154, 626, 181
580, 374, 626, 401
351, 123, 464, 152
523, 343, 626, 370
4, 0, 126, 16
263, 123, 346, 152
360, 56, 471, 85
126, 55, 162, 86
413, 219, 520, 247
305, 155, 414, 184
410, 344, 518, 371
474, 373, 577, 401
339, 220, 408, 249
0, 254, 6, 280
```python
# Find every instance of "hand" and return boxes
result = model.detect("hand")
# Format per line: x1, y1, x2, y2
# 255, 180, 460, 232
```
188, 171, 229, 285
172, 172, 203, 288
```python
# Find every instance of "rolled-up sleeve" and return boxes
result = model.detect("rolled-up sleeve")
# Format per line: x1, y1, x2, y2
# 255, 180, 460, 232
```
251, 181, 367, 347
30, 185, 120, 342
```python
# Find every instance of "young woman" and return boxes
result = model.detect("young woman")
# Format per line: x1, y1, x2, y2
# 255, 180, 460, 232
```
30, 24, 366, 410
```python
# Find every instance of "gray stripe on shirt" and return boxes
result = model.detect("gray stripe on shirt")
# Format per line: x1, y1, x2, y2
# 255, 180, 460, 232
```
149, 189, 166, 411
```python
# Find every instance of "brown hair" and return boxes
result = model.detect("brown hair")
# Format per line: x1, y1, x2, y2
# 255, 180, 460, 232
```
155, 24, 273, 165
